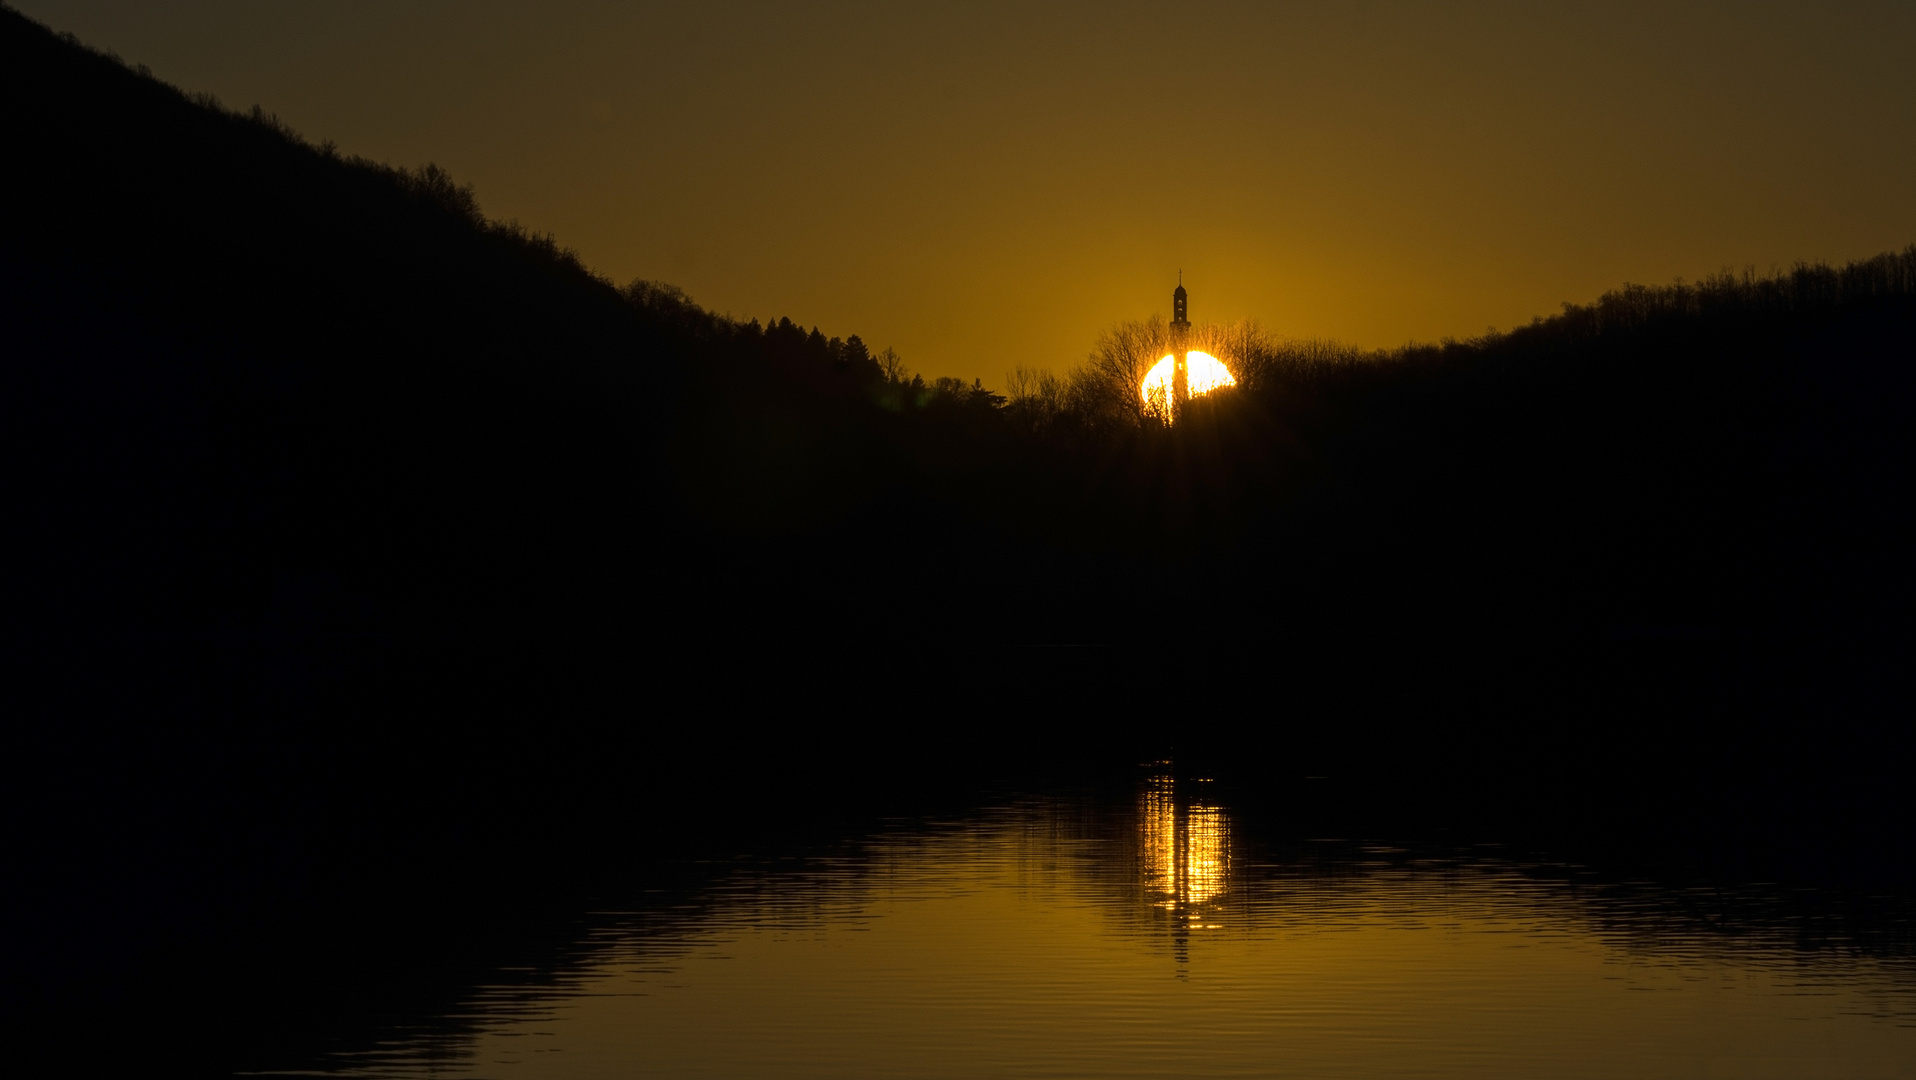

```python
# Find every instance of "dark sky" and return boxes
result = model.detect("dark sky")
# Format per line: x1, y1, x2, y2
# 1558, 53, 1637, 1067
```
20, 0, 1916, 386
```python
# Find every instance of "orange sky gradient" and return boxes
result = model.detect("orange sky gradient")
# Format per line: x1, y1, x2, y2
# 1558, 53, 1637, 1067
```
20, 0, 1916, 387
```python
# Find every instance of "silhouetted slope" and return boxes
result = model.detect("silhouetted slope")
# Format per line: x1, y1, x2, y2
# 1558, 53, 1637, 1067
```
1322, 260, 1916, 632
2, 6, 928, 639
987, 256, 1916, 637
6, 3, 1915, 647
1, 10, 695, 633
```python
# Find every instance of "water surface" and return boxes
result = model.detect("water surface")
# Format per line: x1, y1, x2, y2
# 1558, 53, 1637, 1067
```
296, 774, 1916, 1079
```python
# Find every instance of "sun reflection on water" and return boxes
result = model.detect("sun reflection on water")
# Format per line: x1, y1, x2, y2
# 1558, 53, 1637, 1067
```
1141, 774, 1230, 914
301, 782, 1916, 1080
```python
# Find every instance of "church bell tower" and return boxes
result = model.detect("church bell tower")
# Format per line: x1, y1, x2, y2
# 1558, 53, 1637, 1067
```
1171, 272, 1191, 412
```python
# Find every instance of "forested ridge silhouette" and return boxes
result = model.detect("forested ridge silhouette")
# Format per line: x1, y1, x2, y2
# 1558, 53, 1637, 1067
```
7, 5, 1915, 643
6, 9, 1916, 1075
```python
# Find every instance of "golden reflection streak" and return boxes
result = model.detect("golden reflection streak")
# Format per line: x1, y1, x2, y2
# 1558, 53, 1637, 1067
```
1184, 804, 1227, 906
1140, 775, 1230, 911
1143, 777, 1178, 905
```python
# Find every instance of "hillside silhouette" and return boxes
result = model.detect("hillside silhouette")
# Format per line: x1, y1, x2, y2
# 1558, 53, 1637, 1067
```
8, 10, 1916, 1075
1006, 256, 1916, 636
6, 4, 1916, 646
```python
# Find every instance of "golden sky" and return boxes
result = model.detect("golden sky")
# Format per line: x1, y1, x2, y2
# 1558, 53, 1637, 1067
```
23, 0, 1916, 387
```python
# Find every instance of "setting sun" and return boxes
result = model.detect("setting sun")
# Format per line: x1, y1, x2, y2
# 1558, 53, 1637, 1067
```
1141, 350, 1236, 415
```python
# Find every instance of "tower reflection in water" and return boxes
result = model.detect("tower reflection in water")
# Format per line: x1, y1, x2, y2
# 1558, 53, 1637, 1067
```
1140, 773, 1230, 925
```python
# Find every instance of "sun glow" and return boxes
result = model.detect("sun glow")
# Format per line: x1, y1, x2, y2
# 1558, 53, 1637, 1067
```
1141, 350, 1236, 417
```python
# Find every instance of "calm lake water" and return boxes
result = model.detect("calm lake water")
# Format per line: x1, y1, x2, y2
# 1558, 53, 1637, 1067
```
290, 773, 1916, 1080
